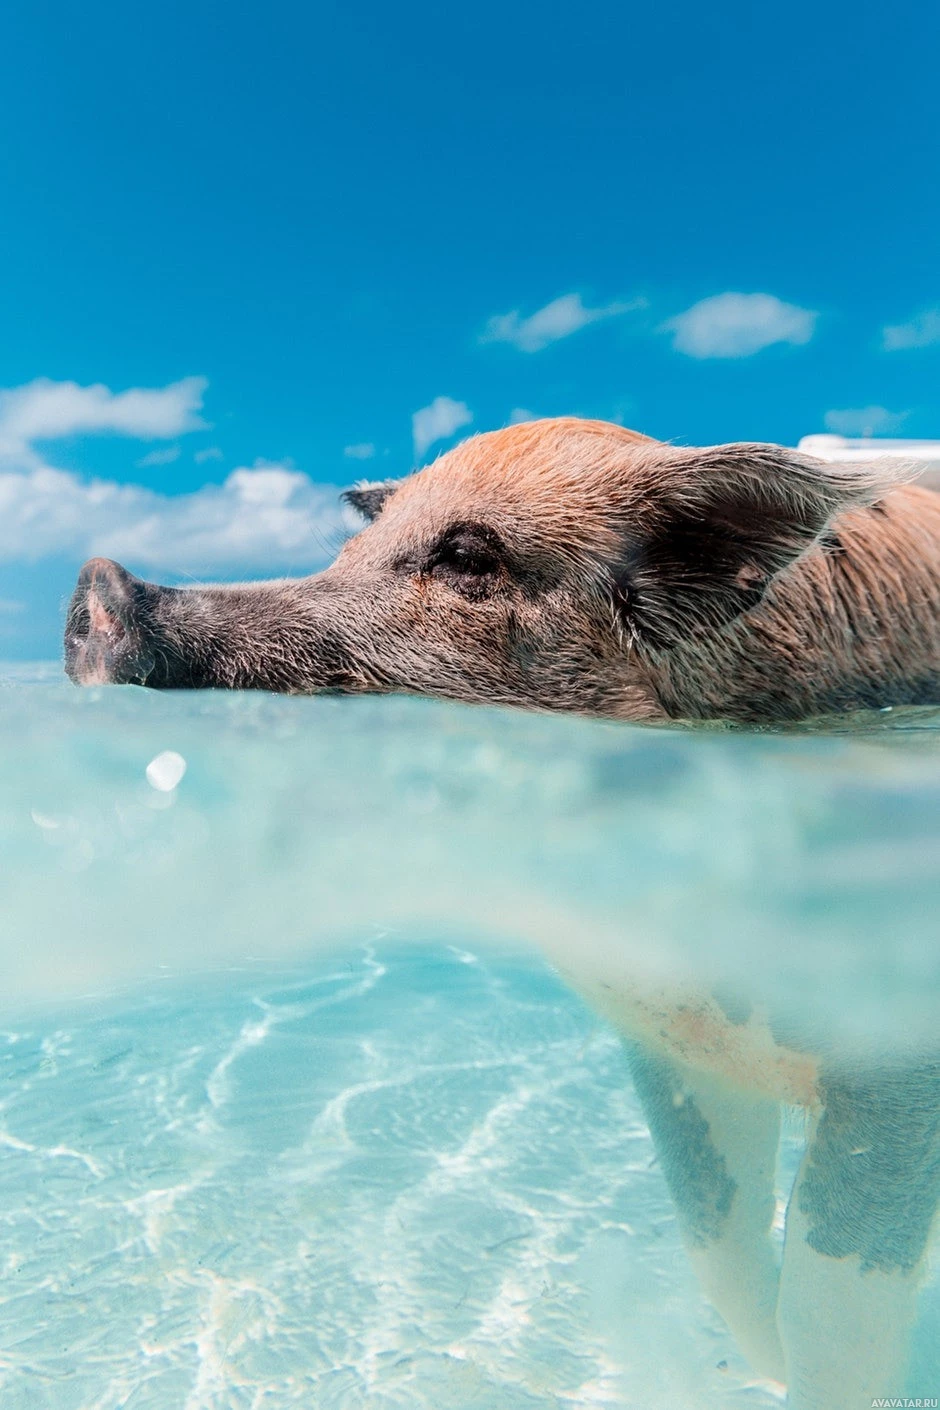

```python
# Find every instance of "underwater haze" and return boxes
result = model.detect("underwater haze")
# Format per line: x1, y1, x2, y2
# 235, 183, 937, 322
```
0, 665, 938, 1407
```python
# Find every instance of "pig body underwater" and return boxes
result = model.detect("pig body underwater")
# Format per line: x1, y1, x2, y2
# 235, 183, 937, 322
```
64, 419, 940, 1408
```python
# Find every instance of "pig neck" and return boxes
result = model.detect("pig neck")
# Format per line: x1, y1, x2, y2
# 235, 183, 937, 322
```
644, 486, 940, 724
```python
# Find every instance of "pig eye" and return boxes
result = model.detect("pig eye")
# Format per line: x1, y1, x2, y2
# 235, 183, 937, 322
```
427, 523, 505, 599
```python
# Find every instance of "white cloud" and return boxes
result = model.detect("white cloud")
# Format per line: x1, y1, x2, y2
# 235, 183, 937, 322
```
663, 292, 817, 359
0, 598, 25, 614
823, 405, 908, 437
482, 293, 641, 353
509, 407, 538, 424
0, 458, 346, 572
137, 445, 181, 468
0, 376, 207, 452
882, 307, 940, 352
344, 442, 376, 460
412, 396, 473, 460
0, 373, 349, 575
194, 446, 224, 464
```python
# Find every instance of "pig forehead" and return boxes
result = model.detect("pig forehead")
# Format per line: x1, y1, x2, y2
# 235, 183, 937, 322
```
426, 419, 649, 494
365, 475, 614, 563
384, 425, 650, 538
339, 419, 662, 563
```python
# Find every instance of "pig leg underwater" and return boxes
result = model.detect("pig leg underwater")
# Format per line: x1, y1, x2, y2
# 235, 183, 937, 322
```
776, 1060, 940, 1410
626, 1045, 786, 1382
627, 1046, 940, 1407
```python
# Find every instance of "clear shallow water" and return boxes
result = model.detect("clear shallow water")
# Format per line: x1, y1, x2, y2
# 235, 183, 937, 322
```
0, 665, 938, 1406
0, 946, 804, 1410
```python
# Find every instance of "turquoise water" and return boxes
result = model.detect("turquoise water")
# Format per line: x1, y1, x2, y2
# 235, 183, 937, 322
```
0, 666, 938, 1406
0, 947, 804, 1409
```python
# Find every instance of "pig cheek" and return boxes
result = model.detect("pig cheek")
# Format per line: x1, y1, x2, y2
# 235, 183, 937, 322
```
395, 583, 510, 670
398, 576, 473, 633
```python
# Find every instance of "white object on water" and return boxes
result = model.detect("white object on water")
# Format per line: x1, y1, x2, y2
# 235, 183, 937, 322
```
145, 750, 187, 792
798, 434, 940, 490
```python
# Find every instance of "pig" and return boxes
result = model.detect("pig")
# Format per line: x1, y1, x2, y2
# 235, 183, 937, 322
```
64, 418, 940, 1408
64, 417, 940, 721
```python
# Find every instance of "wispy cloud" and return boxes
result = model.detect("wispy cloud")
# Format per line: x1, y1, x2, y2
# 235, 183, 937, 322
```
509, 407, 538, 424
194, 445, 224, 464
823, 405, 908, 437
137, 445, 181, 468
482, 293, 641, 353
412, 396, 473, 460
0, 376, 207, 452
343, 442, 376, 460
882, 307, 940, 352
0, 374, 344, 573
663, 292, 817, 359
0, 459, 346, 571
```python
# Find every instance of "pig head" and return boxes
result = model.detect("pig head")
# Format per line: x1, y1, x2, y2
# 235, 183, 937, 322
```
64, 418, 940, 723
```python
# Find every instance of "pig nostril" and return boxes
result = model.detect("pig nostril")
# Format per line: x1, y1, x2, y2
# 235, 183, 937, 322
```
87, 589, 127, 641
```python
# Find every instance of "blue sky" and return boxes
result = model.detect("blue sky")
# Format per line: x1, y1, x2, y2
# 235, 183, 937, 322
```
1, 0, 938, 657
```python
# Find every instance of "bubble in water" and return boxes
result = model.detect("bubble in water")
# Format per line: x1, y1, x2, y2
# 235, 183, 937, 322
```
145, 750, 187, 792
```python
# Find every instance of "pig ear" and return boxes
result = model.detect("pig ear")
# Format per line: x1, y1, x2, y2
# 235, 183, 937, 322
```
341, 480, 400, 522
614, 443, 909, 648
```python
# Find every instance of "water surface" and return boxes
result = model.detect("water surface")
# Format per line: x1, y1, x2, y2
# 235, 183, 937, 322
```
1, 666, 937, 1406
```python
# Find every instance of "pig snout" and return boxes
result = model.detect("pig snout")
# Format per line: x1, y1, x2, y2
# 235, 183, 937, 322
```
65, 558, 157, 686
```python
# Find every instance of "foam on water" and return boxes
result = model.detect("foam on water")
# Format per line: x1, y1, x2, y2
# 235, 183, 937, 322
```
0, 666, 938, 1406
